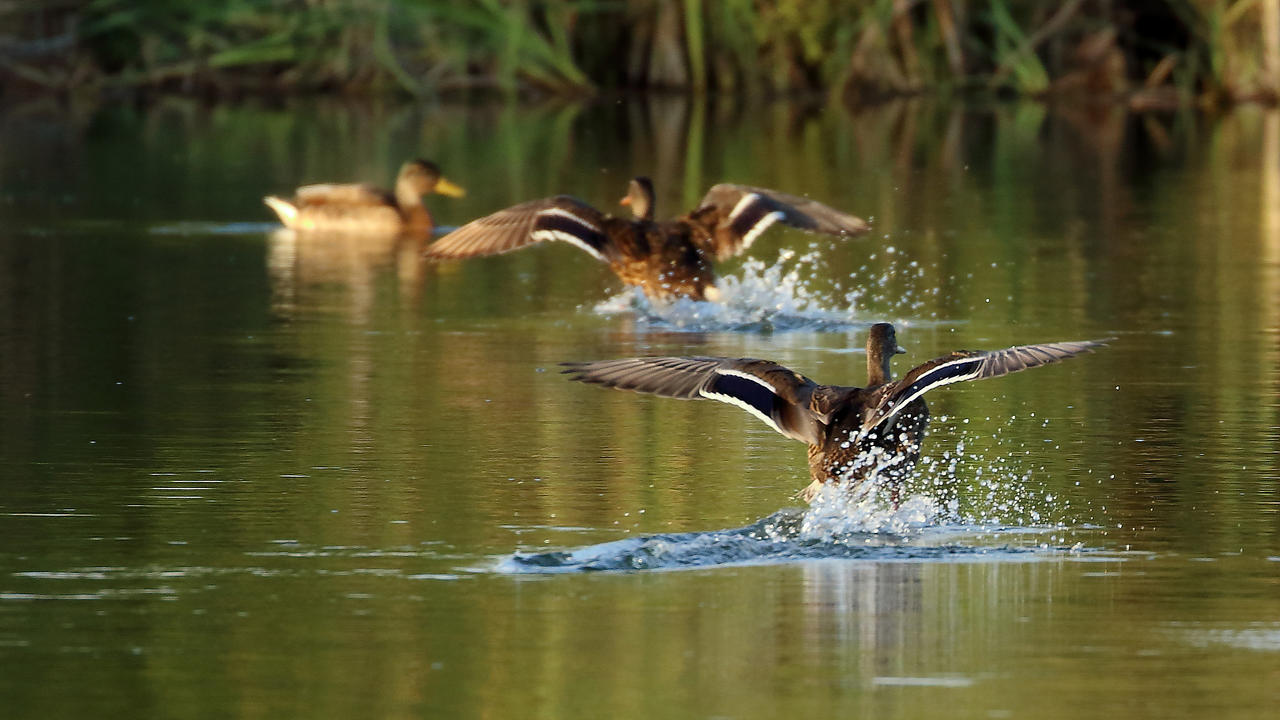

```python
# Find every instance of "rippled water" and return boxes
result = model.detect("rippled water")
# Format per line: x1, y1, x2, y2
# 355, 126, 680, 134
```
1, 98, 1278, 718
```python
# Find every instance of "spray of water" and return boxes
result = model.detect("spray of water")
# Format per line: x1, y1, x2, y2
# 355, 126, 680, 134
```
796, 416, 1051, 538
497, 417, 1082, 573
593, 246, 937, 332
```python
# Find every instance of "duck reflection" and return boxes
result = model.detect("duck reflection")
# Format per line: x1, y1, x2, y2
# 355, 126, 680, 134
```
799, 560, 924, 671
266, 228, 432, 320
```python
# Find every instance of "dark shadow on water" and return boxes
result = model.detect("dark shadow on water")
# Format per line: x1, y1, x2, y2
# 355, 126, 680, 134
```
497, 508, 1051, 573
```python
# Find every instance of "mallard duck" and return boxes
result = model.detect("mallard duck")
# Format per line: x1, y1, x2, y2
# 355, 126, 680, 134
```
563, 323, 1108, 501
263, 159, 465, 234
423, 177, 870, 301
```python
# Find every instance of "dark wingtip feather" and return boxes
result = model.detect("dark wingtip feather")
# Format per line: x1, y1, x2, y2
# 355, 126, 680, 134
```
560, 361, 594, 379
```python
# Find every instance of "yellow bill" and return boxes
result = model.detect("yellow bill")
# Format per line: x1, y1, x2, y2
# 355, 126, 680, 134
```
435, 177, 467, 198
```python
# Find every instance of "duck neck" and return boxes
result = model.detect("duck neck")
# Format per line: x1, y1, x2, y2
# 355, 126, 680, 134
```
866, 345, 894, 386
628, 179, 656, 221
633, 194, 654, 221
396, 184, 430, 228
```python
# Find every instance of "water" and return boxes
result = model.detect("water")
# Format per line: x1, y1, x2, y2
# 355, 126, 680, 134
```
1, 97, 1279, 717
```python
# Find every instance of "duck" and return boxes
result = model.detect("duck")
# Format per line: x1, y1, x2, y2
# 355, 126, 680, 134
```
423, 177, 870, 301
562, 323, 1109, 501
263, 159, 465, 234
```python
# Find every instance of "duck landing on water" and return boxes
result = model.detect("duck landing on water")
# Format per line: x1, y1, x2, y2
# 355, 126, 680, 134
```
424, 177, 870, 301
563, 323, 1110, 502
264, 159, 465, 234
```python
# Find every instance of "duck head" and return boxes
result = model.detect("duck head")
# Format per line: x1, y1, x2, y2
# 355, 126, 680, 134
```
866, 322, 906, 386
618, 176, 656, 221
400, 159, 466, 199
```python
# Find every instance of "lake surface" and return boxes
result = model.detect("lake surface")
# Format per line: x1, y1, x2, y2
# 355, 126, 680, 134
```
1, 96, 1278, 718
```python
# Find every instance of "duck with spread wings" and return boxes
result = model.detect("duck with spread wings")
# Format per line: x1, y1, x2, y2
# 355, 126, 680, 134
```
424, 177, 870, 301
563, 323, 1108, 501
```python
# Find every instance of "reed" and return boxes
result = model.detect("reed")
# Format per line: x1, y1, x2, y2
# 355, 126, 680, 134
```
0, 0, 1276, 103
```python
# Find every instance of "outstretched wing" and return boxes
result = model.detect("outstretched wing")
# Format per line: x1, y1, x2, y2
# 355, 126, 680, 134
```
561, 356, 825, 444
424, 196, 611, 260
860, 339, 1110, 437
295, 183, 394, 208
695, 184, 871, 258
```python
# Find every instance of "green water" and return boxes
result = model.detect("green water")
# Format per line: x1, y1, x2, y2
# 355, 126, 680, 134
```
1, 97, 1278, 718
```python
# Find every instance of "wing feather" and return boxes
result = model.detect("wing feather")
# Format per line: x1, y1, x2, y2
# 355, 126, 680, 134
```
562, 356, 821, 442
425, 196, 608, 260
860, 339, 1110, 436
699, 184, 871, 243
295, 183, 394, 208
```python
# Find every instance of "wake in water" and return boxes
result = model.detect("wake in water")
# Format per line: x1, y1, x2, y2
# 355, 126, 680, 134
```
497, 492, 1045, 574
149, 221, 281, 235
593, 246, 938, 332
497, 421, 1086, 573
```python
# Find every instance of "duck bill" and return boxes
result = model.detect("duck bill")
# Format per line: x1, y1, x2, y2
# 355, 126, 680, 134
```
435, 177, 467, 198
895, 345, 907, 354
619, 195, 632, 207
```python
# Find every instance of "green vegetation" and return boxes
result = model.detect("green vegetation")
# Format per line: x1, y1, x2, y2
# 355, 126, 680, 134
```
2, 0, 1278, 103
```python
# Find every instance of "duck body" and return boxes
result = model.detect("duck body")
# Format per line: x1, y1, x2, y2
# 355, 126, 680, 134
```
563, 324, 1107, 501
604, 216, 716, 299
425, 177, 870, 301
802, 385, 929, 488
264, 159, 464, 235
267, 185, 408, 233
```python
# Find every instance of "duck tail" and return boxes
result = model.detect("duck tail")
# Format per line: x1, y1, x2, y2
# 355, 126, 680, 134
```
263, 196, 298, 228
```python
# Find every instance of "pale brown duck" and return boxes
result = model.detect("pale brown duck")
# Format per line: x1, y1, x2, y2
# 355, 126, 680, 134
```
264, 159, 465, 234
424, 177, 870, 301
563, 323, 1108, 501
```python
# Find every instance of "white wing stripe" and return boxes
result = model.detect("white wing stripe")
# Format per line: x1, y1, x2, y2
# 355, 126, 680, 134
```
714, 368, 778, 391
728, 192, 761, 221
697, 368, 786, 436
531, 229, 606, 261
891, 362, 983, 411
859, 356, 986, 438
698, 390, 784, 435
540, 207, 601, 233
740, 211, 784, 250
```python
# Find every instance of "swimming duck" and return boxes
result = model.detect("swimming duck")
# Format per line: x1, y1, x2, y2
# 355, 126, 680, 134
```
264, 159, 465, 234
423, 177, 870, 301
563, 323, 1108, 501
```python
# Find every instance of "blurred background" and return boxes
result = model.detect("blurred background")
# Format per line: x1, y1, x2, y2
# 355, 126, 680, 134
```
3, 0, 1278, 105
1, 3, 1279, 720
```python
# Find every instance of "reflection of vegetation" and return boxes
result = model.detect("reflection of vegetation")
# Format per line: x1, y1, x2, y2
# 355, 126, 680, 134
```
3, 97, 1278, 542
3, 1, 1279, 102
3, 98, 1280, 718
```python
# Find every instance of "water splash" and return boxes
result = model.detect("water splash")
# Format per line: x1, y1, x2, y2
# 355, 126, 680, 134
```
496, 507, 1014, 574
903, 414, 1063, 527
497, 420, 1088, 573
800, 484, 943, 540
495, 491, 1063, 574
593, 247, 936, 332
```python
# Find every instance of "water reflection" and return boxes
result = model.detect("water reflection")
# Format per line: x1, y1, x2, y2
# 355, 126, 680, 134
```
3, 98, 1280, 719
801, 561, 927, 682
266, 228, 433, 319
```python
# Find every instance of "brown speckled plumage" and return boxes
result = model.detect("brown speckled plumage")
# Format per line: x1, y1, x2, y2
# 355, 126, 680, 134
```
424, 177, 870, 301
563, 324, 1109, 501
264, 159, 465, 234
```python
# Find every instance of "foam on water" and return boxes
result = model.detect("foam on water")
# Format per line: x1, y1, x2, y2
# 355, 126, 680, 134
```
497, 421, 1092, 573
593, 247, 936, 332
495, 494, 1058, 574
